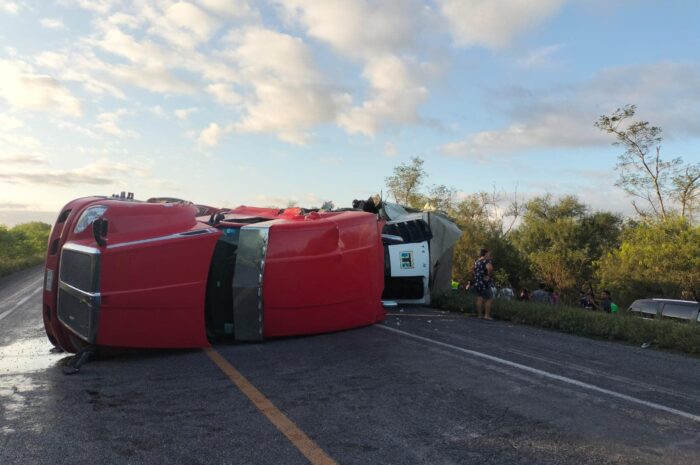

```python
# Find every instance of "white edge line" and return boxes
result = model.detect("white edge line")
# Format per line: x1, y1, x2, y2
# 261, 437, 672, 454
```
378, 324, 700, 423
1, 278, 43, 305
0, 286, 43, 322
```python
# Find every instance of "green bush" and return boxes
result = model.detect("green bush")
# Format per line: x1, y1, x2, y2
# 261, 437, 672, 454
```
0, 222, 51, 277
432, 292, 700, 355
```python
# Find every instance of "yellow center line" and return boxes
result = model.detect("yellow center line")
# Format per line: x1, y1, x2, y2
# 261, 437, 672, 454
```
204, 347, 339, 465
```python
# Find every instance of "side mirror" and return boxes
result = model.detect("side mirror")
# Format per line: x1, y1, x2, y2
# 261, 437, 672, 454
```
92, 218, 109, 247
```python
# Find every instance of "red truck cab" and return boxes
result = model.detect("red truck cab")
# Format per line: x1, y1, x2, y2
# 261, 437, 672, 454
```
43, 196, 385, 353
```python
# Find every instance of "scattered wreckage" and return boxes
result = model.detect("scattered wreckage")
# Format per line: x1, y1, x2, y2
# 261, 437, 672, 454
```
42, 193, 461, 367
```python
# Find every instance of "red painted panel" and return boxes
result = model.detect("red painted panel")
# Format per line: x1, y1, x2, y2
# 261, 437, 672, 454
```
45, 198, 220, 351
96, 229, 220, 348
226, 205, 281, 219
70, 200, 198, 245
262, 211, 385, 338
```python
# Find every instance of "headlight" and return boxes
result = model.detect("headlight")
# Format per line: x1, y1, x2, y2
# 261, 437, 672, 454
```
45, 268, 54, 291
74, 205, 107, 234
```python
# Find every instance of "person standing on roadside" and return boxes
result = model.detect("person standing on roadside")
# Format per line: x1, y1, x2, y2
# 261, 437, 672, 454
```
578, 291, 588, 308
594, 290, 613, 313
498, 283, 515, 301
550, 288, 560, 306
531, 283, 550, 303
473, 248, 494, 320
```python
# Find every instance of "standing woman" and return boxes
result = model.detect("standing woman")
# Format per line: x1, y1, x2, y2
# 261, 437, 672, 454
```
473, 248, 495, 320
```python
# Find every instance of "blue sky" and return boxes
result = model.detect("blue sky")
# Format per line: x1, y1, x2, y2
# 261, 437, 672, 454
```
1, 0, 699, 225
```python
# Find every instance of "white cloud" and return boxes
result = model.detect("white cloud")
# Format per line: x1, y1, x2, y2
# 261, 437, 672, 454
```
0, 59, 82, 116
148, 105, 166, 117
175, 107, 198, 120
179, 53, 240, 83
319, 156, 343, 165
0, 159, 136, 186
438, 0, 565, 49
337, 55, 429, 135
0, 113, 23, 131
228, 27, 341, 144
198, 122, 224, 147
384, 142, 398, 157
0, 116, 49, 180
145, 1, 221, 49
198, 0, 257, 19
0, 154, 48, 165
35, 51, 127, 99
277, 0, 425, 59
516, 43, 565, 68
35, 51, 68, 69
56, 121, 101, 139
108, 63, 197, 94
206, 83, 241, 106
94, 109, 136, 137
25, 1, 440, 144
89, 25, 230, 93
441, 62, 700, 157
0, 132, 42, 150
40, 18, 66, 30
92, 25, 169, 65
580, 62, 700, 135
525, 173, 635, 216
278, 1, 438, 137
101, 11, 142, 28
70, 0, 120, 14
442, 112, 603, 158
0, 1, 18, 14
0, 201, 31, 210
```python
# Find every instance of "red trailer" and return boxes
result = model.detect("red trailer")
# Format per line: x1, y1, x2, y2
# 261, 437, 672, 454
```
42, 195, 386, 355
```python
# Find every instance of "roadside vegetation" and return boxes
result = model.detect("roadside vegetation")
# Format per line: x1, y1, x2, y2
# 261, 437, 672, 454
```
386, 105, 700, 307
0, 222, 51, 278
433, 292, 700, 355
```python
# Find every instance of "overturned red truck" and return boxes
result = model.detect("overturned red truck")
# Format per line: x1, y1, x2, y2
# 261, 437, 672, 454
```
42, 194, 460, 355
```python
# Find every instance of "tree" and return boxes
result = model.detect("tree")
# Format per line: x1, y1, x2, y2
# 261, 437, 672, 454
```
597, 217, 700, 303
451, 225, 526, 289
595, 104, 700, 220
511, 195, 622, 298
11, 222, 51, 253
673, 165, 700, 220
449, 187, 522, 237
385, 157, 427, 208
424, 184, 456, 212
0, 222, 51, 277
449, 191, 527, 288
383, 159, 528, 289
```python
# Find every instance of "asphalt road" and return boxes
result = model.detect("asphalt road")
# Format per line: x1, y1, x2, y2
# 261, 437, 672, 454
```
1, 266, 699, 465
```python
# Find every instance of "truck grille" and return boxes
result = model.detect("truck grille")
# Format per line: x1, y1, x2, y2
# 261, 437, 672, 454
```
57, 287, 93, 339
57, 244, 101, 343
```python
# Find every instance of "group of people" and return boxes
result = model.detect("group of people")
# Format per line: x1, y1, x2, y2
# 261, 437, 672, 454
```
579, 290, 619, 313
516, 284, 560, 306
453, 249, 619, 315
